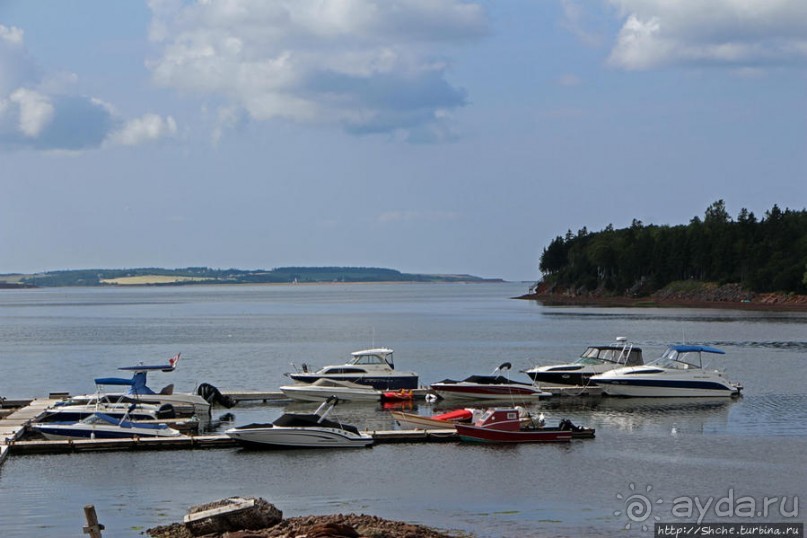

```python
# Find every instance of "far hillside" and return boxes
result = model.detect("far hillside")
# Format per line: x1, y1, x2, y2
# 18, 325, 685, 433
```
0, 267, 502, 288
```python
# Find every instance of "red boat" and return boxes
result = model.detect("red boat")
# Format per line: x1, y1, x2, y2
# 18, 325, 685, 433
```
455, 408, 575, 443
380, 389, 414, 403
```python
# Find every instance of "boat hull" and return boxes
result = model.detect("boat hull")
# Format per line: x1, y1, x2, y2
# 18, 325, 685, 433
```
31, 423, 182, 440
430, 383, 549, 401
279, 385, 382, 402
455, 424, 572, 443
287, 374, 418, 390
595, 379, 741, 397
226, 426, 374, 449
524, 371, 592, 386
71, 393, 210, 417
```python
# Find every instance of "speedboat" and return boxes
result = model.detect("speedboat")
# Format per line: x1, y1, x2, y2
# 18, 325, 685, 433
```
39, 396, 172, 423
225, 397, 374, 449
429, 363, 551, 401
70, 354, 219, 417
522, 337, 644, 386
285, 348, 418, 390
30, 412, 183, 440
279, 379, 383, 402
590, 344, 743, 397
454, 408, 578, 443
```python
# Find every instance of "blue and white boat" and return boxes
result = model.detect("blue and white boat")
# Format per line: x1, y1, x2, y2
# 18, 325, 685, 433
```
285, 348, 418, 390
40, 396, 167, 423
522, 337, 644, 386
30, 412, 183, 440
590, 344, 742, 397
70, 354, 219, 417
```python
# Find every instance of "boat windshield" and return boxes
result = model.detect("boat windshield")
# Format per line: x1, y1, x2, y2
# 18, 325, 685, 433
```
349, 350, 393, 367
576, 345, 641, 366
650, 348, 702, 370
80, 414, 115, 425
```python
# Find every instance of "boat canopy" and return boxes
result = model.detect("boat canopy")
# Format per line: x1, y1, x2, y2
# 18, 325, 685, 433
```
349, 348, 394, 368
94, 377, 134, 386
96, 372, 157, 395
652, 344, 726, 369
670, 345, 725, 355
578, 344, 643, 366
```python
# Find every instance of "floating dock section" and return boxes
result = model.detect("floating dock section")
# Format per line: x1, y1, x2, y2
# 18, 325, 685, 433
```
5, 429, 458, 456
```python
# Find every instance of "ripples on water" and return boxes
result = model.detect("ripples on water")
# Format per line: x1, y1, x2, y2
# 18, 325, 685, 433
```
0, 284, 805, 537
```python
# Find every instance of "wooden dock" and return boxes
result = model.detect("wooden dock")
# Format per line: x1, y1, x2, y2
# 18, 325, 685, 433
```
5, 429, 458, 456
219, 388, 433, 403
0, 397, 55, 465
0, 384, 600, 464
0, 396, 458, 461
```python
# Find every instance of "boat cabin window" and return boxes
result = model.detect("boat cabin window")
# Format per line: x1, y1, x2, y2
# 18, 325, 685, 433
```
351, 354, 385, 365
350, 352, 394, 367
322, 367, 367, 374
578, 345, 641, 365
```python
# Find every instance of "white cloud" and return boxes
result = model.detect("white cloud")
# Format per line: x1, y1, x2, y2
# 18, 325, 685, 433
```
107, 113, 178, 146
607, 0, 807, 70
0, 23, 176, 151
10, 88, 53, 137
147, 0, 489, 142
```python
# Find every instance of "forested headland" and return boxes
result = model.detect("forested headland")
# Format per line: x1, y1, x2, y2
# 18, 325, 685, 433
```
528, 201, 807, 307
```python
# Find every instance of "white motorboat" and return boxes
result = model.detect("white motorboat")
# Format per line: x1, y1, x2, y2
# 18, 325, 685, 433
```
70, 354, 219, 417
590, 344, 743, 397
522, 337, 644, 386
225, 397, 374, 449
430, 363, 551, 401
39, 396, 169, 423
279, 379, 383, 402
30, 412, 183, 440
285, 348, 418, 390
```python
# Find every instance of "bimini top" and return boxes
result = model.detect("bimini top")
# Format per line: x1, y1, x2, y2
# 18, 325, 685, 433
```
349, 348, 395, 367
649, 344, 726, 370
669, 345, 725, 355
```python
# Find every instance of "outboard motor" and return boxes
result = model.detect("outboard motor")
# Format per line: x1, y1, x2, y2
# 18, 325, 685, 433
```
197, 383, 237, 408
156, 403, 177, 419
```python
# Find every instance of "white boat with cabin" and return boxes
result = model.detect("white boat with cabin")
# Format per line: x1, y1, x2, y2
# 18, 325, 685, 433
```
285, 348, 418, 390
522, 337, 644, 386
279, 379, 383, 402
590, 344, 742, 397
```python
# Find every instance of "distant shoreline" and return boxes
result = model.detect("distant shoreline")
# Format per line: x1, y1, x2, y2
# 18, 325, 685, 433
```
516, 292, 807, 312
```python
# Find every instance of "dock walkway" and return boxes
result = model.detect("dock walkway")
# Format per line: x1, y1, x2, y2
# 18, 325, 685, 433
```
0, 384, 600, 464
0, 397, 54, 465
5, 429, 458, 456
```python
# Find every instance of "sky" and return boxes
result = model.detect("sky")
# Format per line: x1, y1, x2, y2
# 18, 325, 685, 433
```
0, 0, 805, 282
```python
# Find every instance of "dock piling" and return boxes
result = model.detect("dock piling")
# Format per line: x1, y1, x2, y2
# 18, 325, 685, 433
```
83, 505, 105, 538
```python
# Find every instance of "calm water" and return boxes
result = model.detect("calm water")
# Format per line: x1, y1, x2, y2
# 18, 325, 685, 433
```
0, 283, 805, 537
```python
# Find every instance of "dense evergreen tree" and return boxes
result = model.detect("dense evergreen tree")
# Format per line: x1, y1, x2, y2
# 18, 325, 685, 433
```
538, 201, 807, 295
